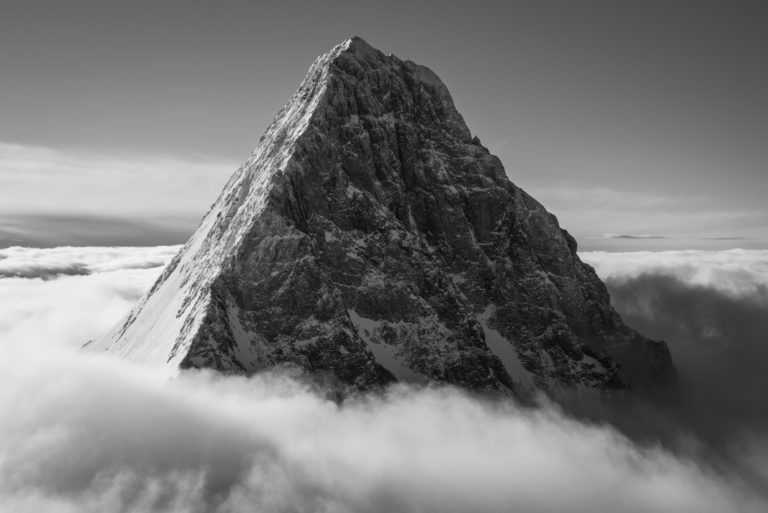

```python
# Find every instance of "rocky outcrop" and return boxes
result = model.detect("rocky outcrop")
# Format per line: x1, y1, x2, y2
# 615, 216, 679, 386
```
91, 37, 675, 399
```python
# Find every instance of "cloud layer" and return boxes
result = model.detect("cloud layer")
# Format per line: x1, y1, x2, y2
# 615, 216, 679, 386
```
0, 250, 170, 349
0, 245, 180, 279
582, 249, 768, 298
3, 355, 763, 513
583, 250, 768, 484
0, 246, 767, 512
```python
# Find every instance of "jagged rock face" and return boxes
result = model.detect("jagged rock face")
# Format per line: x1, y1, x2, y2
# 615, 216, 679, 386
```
91, 37, 674, 398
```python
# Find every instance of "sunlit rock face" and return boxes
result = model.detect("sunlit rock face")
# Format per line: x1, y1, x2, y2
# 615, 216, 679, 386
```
91, 37, 675, 398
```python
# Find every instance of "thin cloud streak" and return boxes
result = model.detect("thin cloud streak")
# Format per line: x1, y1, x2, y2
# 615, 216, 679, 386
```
601, 234, 666, 240
0, 141, 235, 236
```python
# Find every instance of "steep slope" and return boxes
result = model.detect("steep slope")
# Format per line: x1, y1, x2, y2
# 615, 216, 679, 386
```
90, 37, 674, 398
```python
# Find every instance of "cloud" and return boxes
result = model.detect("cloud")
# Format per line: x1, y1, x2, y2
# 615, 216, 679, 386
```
581, 249, 768, 484
1, 246, 767, 512
601, 233, 666, 240
0, 245, 179, 280
1, 355, 765, 513
581, 249, 768, 298
0, 246, 175, 347
604, 273, 768, 413
0, 141, 236, 246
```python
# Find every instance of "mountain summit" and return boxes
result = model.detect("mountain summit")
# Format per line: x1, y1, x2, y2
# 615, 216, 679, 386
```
91, 37, 674, 398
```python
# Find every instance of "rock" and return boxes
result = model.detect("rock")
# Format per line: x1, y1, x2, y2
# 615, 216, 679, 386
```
90, 36, 675, 399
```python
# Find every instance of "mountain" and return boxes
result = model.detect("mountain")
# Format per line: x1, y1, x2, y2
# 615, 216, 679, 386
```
89, 37, 674, 399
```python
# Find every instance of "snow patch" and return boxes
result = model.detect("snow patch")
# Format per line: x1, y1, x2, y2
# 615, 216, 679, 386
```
477, 305, 535, 391
347, 309, 426, 383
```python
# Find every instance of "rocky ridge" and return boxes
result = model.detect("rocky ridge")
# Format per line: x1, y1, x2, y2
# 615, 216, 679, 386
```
90, 37, 675, 399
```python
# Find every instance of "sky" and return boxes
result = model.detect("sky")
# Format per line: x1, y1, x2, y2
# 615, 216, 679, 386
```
1, 0, 766, 249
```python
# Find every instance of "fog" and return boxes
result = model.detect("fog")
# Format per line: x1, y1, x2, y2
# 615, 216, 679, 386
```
1, 246, 767, 512
582, 250, 768, 436
583, 250, 768, 488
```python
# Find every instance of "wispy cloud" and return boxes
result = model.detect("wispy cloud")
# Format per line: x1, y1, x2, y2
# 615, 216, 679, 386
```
601, 233, 666, 240
0, 142, 236, 246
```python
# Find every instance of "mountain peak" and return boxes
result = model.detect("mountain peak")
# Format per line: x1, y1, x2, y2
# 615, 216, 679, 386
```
342, 35, 378, 53
90, 38, 675, 399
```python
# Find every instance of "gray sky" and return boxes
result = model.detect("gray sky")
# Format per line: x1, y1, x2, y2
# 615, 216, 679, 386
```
1, 0, 766, 249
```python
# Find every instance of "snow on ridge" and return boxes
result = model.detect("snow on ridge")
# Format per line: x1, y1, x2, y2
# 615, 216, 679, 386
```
88, 41, 350, 369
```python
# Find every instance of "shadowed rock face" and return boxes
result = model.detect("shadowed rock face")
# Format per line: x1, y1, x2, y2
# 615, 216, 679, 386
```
92, 37, 675, 398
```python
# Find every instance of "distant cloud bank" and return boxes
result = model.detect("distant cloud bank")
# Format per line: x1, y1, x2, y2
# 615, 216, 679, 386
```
582, 249, 768, 298
0, 245, 179, 280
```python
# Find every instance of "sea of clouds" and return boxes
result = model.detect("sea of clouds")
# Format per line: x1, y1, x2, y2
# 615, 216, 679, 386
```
583, 250, 768, 486
1, 245, 768, 512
